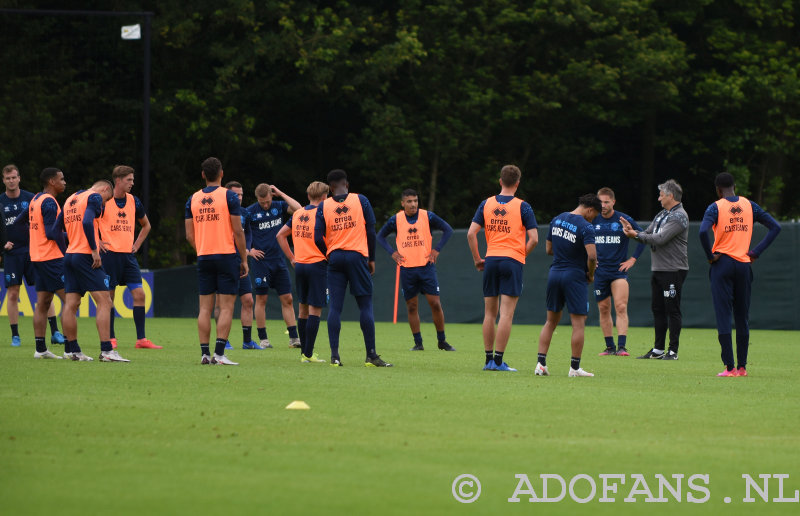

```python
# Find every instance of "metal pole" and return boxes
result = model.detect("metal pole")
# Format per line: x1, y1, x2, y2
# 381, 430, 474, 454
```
141, 13, 152, 267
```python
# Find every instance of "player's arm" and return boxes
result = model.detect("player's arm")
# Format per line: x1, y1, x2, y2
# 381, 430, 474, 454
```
244, 207, 264, 260
313, 201, 328, 256
520, 202, 539, 257
131, 198, 150, 253
360, 195, 377, 274
83, 194, 104, 268
428, 212, 454, 264
184, 198, 196, 251
276, 223, 296, 267
619, 216, 644, 271
545, 239, 553, 255
8, 204, 30, 242
377, 217, 404, 265
132, 215, 151, 253
42, 199, 66, 251
244, 215, 253, 251
226, 191, 248, 277
748, 202, 781, 260
230, 213, 248, 277
525, 228, 539, 257
272, 186, 302, 215
0, 203, 8, 253
467, 222, 485, 271
4, 205, 24, 250
185, 219, 195, 251
585, 243, 597, 282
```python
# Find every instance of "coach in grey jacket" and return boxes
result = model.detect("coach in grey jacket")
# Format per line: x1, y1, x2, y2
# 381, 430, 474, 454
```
621, 179, 689, 360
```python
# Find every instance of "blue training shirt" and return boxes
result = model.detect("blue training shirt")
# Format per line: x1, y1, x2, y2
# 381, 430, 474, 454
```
0, 190, 34, 252
547, 212, 596, 272
591, 211, 644, 272
246, 199, 288, 261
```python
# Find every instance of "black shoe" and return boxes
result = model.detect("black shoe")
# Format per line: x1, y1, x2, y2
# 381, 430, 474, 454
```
330, 357, 343, 367
365, 355, 393, 367
662, 351, 678, 360
438, 341, 456, 351
637, 350, 664, 359
409, 344, 425, 351
599, 347, 616, 356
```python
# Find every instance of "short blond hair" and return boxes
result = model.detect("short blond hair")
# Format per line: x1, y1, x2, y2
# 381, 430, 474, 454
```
306, 181, 329, 201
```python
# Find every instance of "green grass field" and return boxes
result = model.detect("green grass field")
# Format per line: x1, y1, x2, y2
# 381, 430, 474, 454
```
1, 316, 798, 515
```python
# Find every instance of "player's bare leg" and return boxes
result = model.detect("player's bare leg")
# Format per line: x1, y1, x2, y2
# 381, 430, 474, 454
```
597, 297, 614, 340
33, 291, 56, 340
482, 296, 499, 354
88, 290, 112, 342
241, 293, 254, 329
569, 313, 587, 359
279, 293, 296, 327
487, 295, 518, 370
610, 279, 629, 338
425, 294, 445, 332
495, 295, 518, 353
7, 285, 20, 327
198, 294, 215, 344
406, 296, 421, 334
568, 313, 593, 376
537, 310, 563, 355
255, 293, 268, 329
215, 293, 235, 341
279, 293, 300, 348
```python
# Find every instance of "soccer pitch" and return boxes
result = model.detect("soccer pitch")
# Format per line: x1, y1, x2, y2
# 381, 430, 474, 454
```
1, 316, 798, 515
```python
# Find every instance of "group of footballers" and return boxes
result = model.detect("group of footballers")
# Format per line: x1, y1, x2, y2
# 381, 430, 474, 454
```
468, 166, 781, 378
1, 164, 160, 362
186, 158, 393, 366
6, 158, 780, 377
185, 159, 621, 373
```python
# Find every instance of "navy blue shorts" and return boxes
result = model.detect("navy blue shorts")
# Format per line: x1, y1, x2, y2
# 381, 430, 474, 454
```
483, 257, 523, 297
4, 250, 35, 287
32, 258, 64, 293
546, 268, 590, 315
401, 263, 440, 300
327, 250, 372, 297
238, 272, 253, 297
197, 254, 239, 296
296, 261, 327, 307
101, 251, 143, 289
593, 269, 628, 301
250, 258, 292, 296
64, 253, 110, 295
